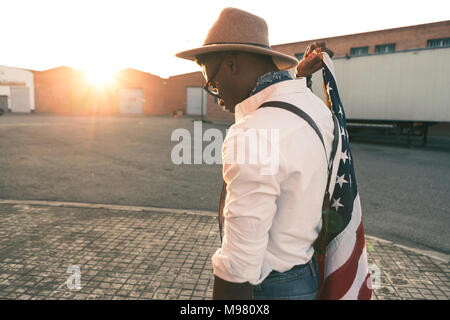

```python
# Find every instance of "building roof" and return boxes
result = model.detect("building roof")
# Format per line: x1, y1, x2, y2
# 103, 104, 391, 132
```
273, 20, 450, 47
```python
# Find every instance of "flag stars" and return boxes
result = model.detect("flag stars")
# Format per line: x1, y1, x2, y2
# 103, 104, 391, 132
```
340, 126, 347, 140
341, 150, 349, 164
331, 197, 344, 211
326, 82, 333, 93
336, 174, 348, 188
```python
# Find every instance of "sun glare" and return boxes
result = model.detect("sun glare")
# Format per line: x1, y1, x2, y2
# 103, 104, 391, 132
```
83, 68, 118, 87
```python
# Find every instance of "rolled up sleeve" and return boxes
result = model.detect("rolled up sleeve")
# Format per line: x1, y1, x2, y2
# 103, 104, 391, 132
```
212, 124, 286, 285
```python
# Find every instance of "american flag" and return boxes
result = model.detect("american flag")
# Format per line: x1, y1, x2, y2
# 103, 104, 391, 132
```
315, 53, 373, 300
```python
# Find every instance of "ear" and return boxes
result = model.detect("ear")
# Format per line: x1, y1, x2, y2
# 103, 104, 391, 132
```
223, 52, 239, 75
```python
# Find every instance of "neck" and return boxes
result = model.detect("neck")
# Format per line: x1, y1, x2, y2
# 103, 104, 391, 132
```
227, 53, 279, 110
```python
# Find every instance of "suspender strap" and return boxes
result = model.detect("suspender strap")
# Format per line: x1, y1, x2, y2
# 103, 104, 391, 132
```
259, 101, 329, 166
258, 101, 339, 203
218, 181, 227, 244
217, 100, 339, 244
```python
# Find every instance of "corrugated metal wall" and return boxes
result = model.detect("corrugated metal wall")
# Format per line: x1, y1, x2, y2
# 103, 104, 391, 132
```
310, 47, 450, 122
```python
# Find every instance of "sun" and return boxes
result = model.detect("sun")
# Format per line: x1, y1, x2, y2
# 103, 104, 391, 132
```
83, 67, 118, 87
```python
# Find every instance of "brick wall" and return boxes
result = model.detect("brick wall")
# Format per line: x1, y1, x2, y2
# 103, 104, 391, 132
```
165, 72, 203, 114
115, 68, 166, 115
34, 67, 76, 114
273, 20, 450, 58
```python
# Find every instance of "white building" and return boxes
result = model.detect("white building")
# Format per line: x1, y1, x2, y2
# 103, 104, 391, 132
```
0, 65, 35, 113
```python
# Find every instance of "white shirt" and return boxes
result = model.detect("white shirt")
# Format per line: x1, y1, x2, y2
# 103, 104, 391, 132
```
211, 78, 341, 285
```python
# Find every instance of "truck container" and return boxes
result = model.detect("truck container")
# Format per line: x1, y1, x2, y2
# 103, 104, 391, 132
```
309, 47, 450, 146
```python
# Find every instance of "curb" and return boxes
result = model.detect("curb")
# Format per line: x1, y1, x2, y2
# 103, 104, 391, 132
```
365, 235, 449, 264
1, 199, 448, 264
0, 199, 217, 217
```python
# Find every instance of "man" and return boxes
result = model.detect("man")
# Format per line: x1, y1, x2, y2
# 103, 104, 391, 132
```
176, 8, 336, 300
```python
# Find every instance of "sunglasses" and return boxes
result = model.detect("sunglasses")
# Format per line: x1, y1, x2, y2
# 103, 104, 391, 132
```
202, 56, 225, 97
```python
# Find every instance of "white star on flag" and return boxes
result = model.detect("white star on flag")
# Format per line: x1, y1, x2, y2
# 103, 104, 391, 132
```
331, 197, 344, 211
326, 82, 333, 93
340, 126, 347, 139
336, 174, 348, 188
341, 150, 349, 164
338, 106, 344, 116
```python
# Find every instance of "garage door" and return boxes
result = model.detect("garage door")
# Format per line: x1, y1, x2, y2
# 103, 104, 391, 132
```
186, 87, 206, 116
119, 88, 143, 114
10, 87, 30, 112
0, 95, 7, 113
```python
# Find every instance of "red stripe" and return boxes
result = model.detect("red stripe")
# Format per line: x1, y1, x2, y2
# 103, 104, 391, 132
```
318, 221, 366, 300
358, 272, 373, 300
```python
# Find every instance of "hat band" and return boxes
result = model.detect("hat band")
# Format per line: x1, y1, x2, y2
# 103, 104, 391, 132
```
204, 42, 271, 49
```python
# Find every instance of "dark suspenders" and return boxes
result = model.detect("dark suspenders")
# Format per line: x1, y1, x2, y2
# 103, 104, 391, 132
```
218, 101, 340, 244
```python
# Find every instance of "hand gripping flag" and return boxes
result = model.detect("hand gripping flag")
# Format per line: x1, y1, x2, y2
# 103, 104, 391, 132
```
314, 53, 373, 300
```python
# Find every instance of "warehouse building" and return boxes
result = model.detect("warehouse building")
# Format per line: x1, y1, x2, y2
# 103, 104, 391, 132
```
34, 66, 166, 115
30, 20, 449, 123
0, 65, 35, 113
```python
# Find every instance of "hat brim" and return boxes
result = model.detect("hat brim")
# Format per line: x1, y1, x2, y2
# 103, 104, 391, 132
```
176, 43, 298, 71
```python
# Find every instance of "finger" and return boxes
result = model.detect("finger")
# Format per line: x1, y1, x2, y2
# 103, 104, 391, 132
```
304, 45, 314, 58
315, 42, 334, 58
307, 42, 321, 55
309, 52, 322, 63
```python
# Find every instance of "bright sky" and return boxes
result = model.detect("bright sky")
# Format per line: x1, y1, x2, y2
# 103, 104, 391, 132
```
1, 0, 449, 78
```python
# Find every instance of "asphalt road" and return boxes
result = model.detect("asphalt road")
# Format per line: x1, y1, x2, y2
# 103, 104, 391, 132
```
0, 114, 449, 255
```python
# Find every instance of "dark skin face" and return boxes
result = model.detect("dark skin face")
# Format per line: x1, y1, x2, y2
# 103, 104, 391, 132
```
197, 51, 278, 113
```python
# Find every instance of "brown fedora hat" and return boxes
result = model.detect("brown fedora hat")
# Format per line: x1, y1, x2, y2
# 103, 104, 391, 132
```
176, 7, 298, 71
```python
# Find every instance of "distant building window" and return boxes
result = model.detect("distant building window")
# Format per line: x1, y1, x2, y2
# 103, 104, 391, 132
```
427, 38, 450, 48
350, 46, 369, 56
375, 43, 396, 54
295, 53, 304, 60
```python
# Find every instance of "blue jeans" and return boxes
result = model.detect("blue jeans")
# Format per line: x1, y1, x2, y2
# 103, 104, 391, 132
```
252, 254, 319, 300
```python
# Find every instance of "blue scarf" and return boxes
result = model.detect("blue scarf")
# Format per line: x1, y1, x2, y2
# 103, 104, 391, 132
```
249, 70, 293, 96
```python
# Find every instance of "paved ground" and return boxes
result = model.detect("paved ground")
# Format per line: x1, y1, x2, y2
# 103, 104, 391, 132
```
0, 114, 449, 255
0, 201, 448, 300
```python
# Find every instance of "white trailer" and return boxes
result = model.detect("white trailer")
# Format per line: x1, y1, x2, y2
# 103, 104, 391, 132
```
309, 47, 450, 146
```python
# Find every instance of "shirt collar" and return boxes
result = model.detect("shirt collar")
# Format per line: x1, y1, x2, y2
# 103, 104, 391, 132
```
234, 76, 307, 122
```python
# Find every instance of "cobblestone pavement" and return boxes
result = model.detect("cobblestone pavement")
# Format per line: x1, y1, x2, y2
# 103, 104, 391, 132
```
0, 202, 448, 300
